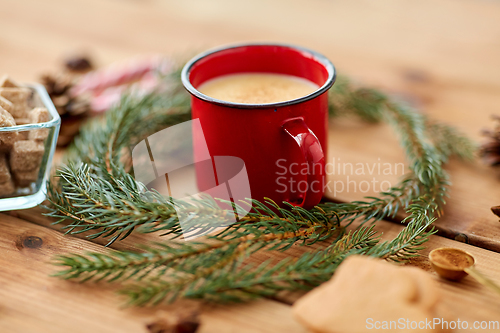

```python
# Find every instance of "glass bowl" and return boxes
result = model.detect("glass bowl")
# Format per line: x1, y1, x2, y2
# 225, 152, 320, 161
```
0, 83, 61, 211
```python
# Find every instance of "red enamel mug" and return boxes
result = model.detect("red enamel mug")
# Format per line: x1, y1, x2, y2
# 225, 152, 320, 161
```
181, 43, 335, 209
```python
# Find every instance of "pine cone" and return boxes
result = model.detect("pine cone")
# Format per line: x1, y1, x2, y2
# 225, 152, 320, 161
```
65, 55, 93, 72
39, 57, 93, 146
146, 309, 200, 333
480, 115, 500, 166
492, 206, 500, 218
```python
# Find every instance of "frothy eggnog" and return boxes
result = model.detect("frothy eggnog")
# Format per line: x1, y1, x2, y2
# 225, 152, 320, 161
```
197, 73, 319, 104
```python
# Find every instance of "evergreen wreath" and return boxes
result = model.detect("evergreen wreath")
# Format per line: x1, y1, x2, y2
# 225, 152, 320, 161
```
46, 68, 475, 306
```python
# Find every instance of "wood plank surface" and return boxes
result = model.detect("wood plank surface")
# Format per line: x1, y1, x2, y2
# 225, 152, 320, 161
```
274, 218, 500, 327
3, 209, 500, 331
1, 0, 500, 250
1, 0, 500, 331
0, 214, 306, 333
353, 220, 500, 326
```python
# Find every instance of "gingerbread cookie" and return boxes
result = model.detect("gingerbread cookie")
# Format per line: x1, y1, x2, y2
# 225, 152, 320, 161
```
292, 256, 443, 333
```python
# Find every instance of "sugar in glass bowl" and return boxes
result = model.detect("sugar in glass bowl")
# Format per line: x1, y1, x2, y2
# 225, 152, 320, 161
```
0, 83, 60, 211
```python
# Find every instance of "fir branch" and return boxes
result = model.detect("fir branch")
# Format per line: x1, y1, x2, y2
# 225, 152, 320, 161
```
58, 225, 378, 305
64, 69, 191, 174
52, 220, 334, 285
426, 120, 476, 161
45, 74, 474, 243
328, 79, 475, 162
48, 71, 475, 305
116, 200, 434, 306
367, 196, 437, 261
318, 82, 452, 227
53, 193, 436, 305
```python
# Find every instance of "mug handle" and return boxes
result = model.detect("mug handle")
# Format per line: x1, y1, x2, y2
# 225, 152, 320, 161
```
282, 117, 325, 209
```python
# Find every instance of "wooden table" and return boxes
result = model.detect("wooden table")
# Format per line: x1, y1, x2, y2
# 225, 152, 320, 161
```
1, 0, 500, 331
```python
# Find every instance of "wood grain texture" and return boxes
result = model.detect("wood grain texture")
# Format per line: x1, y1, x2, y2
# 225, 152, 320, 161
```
0, 214, 306, 333
248, 218, 500, 325
353, 220, 500, 326
1, 0, 499, 249
4, 209, 500, 331
1, 0, 500, 331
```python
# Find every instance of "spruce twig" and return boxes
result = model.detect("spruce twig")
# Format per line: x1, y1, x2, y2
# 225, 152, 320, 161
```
48, 72, 475, 305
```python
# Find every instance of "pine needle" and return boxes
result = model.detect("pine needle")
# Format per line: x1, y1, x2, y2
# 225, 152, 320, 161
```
47, 70, 475, 305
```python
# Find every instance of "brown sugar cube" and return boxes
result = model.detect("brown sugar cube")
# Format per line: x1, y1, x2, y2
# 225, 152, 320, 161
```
10, 140, 45, 172
0, 106, 19, 144
0, 75, 19, 88
0, 96, 13, 114
15, 118, 31, 140
0, 87, 31, 118
0, 87, 30, 104
0, 154, 11, 183
28, 107, 50, 123
0, 179, 15, 197
14, 167, 40, 187
15, 118, 30, 124
28, 107, 51, 141
0, 141, 12, 153
20, 131, 30, 141
0, 107, 15, 126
